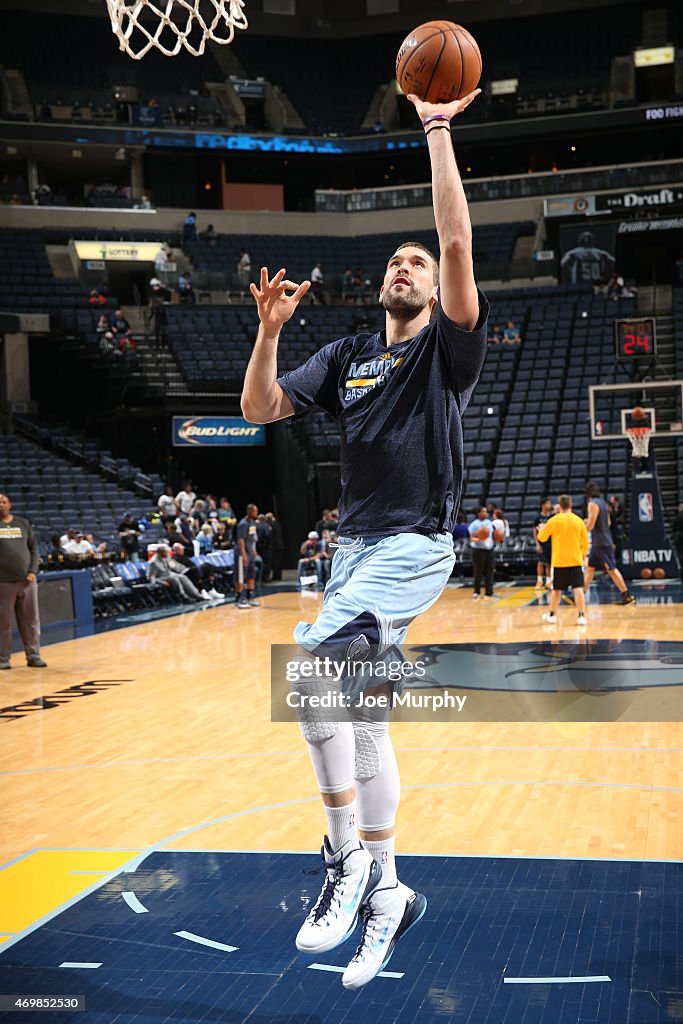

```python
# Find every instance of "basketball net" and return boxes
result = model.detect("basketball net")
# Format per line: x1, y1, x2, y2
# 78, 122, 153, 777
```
106, 0, 248, 59
626, 426, 651, 460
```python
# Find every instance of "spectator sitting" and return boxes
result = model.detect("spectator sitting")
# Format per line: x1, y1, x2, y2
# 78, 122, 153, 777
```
63, 531, 94, 558
342, 269, 354, 303
100, 331, 120, 356
298, 531, 324, 589
310, 263, 326, 305
593, 275, 608, 297
171, 542, 222, 599
88, 288, 108, 307
47, 534, 65, 560
352, 267, 367, 300
237, 247, 251, 287
118, 335, 137, 356
175, 513, 195, 547
60, 527, 77, 548
319, 528, 335, 585
315, 508, 338, 536
198, 523, 215, 554
503, 320, 521, 345
201, 223, 217, 246
191, 499, 207, 527
165, 521, 192, 554
487, 323, 503, 344
110, 308, 131, 337
138, 195, 152, 209
177, 271, 196, 305
85, 532, 107, 554
95, 313, 110, 337
218, 499, 237, 541
214, 521, 232, 551
147, 544, 207, 602
182, 211, 197, 246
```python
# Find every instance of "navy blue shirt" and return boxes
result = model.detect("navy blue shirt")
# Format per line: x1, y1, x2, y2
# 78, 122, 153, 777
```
589, 496, 613, 549
237, 517, 258, 556
277, 292, 488, 537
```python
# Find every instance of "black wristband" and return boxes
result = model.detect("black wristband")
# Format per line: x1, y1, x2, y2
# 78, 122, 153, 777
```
425, 124, 451, 136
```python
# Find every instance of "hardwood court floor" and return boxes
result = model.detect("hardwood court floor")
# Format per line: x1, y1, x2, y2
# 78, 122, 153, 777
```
2, 583, 681, 900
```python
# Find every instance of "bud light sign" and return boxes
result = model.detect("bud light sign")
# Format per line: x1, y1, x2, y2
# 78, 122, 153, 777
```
172, 416, 265, 446
638, 492, 653, 522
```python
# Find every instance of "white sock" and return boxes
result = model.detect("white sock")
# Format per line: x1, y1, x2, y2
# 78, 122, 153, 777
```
362, 836, 397, 887
324, 801, 357, 853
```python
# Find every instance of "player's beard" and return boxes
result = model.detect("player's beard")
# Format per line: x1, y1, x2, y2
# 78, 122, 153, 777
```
381, 281, 431, 320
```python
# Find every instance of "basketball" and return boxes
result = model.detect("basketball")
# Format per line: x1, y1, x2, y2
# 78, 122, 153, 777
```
493, 528, 505, 543
632, 406, 645, 421
396, 21, 482, 103
639, 568, 653, 579
653, 567, 666, 579
476, 525, 491, 541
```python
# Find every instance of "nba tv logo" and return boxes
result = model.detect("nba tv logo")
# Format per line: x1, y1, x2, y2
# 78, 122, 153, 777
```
638, 492, 653, 522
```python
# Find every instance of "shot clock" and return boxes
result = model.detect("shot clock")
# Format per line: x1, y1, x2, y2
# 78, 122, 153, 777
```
614, 317, 656, 360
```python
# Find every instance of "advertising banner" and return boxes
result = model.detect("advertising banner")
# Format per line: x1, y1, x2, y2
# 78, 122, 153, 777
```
172, 416, 265, 447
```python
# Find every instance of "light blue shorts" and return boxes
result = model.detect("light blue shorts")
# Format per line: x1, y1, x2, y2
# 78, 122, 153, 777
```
293, 532, 455, 656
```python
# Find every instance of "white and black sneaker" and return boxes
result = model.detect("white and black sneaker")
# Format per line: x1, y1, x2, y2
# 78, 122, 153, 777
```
342, 881, 427, 990
296, 837, 381, 955
542, 612, 557, 624
577, 613, 587, 626
236, 595, 250, 610
246, 595, 260, 607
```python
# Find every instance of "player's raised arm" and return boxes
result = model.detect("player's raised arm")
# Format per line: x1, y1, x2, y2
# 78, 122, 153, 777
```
241, 267, 310, 423
407, 90, 480, 331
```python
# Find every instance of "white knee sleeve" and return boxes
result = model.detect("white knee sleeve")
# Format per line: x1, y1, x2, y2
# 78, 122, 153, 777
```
352, 720, 400, 831
304, 720, 355, 795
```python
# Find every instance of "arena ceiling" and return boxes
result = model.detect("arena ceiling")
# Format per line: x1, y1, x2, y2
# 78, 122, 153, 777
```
0, 0, 645, 38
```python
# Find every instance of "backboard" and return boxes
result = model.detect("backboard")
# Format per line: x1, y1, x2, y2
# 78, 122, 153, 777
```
588, 380, 683, 442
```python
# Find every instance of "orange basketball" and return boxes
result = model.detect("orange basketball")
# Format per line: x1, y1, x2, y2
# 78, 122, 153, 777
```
653, 567, 666, 579
493, 528, 505, 543
476, 525, 490, 541
632, 406, 645, 421
396, 21, 482, 103
639, 567, 653, 579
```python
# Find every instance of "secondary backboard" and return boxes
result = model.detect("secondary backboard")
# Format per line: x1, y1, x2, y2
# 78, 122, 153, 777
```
588, 380, 683, 441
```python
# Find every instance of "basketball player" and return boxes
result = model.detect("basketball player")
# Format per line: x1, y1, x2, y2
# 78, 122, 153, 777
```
235, 503, 260, 609
583, 481, 635, 604
536, 494, 588, 625
533, 497, 554, 588
241, 87, 486, 988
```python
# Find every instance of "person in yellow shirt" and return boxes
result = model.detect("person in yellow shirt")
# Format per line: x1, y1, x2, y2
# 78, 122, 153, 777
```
536, 494, 589, 625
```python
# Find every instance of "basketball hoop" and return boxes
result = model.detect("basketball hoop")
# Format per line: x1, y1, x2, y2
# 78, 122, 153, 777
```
626, 425, 651, 459
105, 0, 248, 59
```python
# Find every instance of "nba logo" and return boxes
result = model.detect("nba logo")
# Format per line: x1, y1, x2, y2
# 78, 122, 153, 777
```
638, 492, 653, 522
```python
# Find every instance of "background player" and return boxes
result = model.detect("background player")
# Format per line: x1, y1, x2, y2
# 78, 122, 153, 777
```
537, 494, 589, 625
235, 503, 260, 609
468, 506, 495, 600
241, 86, 486, 988
583, 481, 635, 604
534, 497, 554, 589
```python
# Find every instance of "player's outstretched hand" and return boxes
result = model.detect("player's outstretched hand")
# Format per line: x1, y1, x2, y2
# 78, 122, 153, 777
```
406, 89, 481, 124
250, 267, 310, 333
